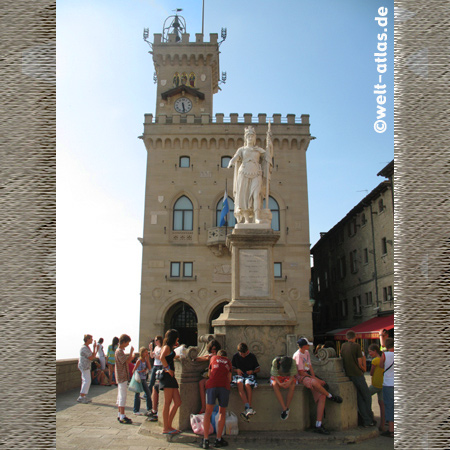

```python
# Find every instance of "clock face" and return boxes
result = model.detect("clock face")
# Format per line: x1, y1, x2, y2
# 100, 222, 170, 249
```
174, 97, 192, 114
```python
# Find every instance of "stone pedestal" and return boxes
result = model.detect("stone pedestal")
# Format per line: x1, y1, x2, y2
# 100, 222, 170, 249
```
212, 227, 296, 377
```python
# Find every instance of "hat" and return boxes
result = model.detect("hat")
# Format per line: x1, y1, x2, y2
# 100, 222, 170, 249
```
297, 337, 313, 347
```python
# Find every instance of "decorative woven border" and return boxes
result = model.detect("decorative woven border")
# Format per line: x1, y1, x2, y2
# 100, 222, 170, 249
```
0, 1, 56, 448
2, 1, 450, 448
395, 1, 450, 449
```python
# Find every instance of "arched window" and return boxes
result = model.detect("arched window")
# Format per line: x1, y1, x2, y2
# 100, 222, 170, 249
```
179, 156, 190, 168
173, 196, 193, 230
221, 156, 231, 168
262, 196, 280, 231
216, 196, 235, 227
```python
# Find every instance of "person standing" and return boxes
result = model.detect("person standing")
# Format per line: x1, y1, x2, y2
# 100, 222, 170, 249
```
380, 338, 394, 438
159, 329, 182, 435
200, 350, 232, 449
77, 334, 97, 403
147, 335, 163, 419
97, 338, 106, 370
340, 330, 375, 427
115, 334, 134, 424
107, 337, 119, 385
132, 347, 153, 416
368, 344, 385, 432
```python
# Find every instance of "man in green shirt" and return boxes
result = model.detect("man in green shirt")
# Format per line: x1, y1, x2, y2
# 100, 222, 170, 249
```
340, 330, 375, 427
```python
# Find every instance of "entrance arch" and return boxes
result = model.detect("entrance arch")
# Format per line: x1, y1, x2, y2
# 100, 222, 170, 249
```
208, 301, 229, 334
165, 301, 198, 347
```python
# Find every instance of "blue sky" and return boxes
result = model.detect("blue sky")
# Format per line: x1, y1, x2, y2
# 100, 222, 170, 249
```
57, 0, 394, 358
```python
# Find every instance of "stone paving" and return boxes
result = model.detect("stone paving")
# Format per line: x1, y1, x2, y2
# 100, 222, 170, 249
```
56, 376, 394, 450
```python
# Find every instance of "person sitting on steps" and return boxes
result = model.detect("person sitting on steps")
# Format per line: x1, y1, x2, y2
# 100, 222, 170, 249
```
270, 356, 297, 420
231, 342, 260, 422
293, 337, 343, 435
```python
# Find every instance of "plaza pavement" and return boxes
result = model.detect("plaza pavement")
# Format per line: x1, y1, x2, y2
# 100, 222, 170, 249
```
56, 375, 394, 450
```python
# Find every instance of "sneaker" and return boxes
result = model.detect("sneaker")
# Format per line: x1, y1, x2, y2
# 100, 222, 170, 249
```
77, 397, 90, 404
119, 416, 133, 424
314, 425, 330, 435
329, 394, 343, 403
214, 437, 229, 447
246, 407, 256, 416
133, 411, 143, 416
200, 438, 210, 449
240, 411, 250, 422
147, 415, 158, 422
280, 409, 290, 420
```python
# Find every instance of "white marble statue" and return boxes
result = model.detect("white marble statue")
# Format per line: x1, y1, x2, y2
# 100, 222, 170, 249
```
228, 124, 273, 224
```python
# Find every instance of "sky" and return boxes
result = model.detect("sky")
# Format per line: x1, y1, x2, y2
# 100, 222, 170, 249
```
57, 0, 394, 359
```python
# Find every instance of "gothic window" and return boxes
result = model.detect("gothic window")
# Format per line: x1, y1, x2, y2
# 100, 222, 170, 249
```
216, 196, 235, 227
262, 196, 280, 231
173, 196, 193, 231
179, 156, 190, 168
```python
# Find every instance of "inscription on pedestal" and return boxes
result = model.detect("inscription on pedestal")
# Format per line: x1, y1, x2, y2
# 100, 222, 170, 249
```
239, 249, 269, 297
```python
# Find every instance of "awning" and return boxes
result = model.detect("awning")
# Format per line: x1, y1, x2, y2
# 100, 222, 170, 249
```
334, 314, 394, 340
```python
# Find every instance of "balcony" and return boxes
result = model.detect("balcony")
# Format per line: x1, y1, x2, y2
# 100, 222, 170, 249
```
207, 226, 231, 256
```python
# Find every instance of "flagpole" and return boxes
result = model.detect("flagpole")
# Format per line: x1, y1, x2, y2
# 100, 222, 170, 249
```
225, 178, 228, 237
202, 0, 205, 36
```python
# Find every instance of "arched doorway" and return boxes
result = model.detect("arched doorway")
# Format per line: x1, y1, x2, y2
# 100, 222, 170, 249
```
209, 301, 229, 334
165, 301, 198, 347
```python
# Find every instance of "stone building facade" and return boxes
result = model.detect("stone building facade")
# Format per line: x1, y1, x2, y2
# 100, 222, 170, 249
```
310, 161, 394, 340
138, 27, 314, 348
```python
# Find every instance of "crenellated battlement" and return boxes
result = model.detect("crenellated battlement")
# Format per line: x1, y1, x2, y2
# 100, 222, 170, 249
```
144, 113, 310, 125
153, 32, 218, 45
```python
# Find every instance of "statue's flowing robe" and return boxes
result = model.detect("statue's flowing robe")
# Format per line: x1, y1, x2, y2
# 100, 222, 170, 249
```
232, 146, 265, 218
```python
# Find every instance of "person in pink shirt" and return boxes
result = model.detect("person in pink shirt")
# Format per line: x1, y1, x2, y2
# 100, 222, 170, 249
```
293, 338, 342, 435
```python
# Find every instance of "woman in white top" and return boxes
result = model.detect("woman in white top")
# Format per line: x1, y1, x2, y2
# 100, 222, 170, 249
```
380, 337, 394, 438
97, 337, 106, 370
147, 336, 163, 417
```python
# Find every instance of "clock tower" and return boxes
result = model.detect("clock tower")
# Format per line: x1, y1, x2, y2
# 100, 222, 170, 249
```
149, 13, 220, 120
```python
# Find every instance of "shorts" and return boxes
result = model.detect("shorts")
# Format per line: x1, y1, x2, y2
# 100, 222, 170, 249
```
117, 381, 127, 407
270, 376, 291, 386
383, 385, 394, 422
231, 374, 257, 388
369, 385, 383, 402
206, 387, 230, 408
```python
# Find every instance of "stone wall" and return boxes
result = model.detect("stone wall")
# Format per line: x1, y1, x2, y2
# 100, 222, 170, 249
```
56, 359, 80, 394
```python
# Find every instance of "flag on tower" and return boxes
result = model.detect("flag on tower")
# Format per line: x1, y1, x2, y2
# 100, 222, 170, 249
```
219, 189, 229, 227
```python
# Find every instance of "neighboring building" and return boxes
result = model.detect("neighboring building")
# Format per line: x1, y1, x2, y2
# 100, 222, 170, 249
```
138, 16, 314, 348
310, 161, 394, 345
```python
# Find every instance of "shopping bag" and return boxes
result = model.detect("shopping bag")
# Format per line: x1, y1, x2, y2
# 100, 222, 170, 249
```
190, 413, 214, 435
214, 410, 239, 436
128, 374, 144, 393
